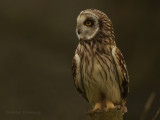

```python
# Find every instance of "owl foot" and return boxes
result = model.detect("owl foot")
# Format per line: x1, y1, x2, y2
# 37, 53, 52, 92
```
104, 105, 121, 112
105, 99, 115, 110
89, 102, 103, 112
105, 102, 127, 114
105, 99, 122, 112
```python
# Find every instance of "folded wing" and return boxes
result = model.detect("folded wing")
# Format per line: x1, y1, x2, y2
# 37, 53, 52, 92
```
112, 46, 129, 101
72, 54, 88, 102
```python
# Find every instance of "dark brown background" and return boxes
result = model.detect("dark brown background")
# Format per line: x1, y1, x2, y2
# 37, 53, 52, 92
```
0, 0, 160, 120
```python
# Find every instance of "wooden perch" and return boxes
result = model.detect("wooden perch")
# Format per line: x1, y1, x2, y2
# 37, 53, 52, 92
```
86, 110, 123, 120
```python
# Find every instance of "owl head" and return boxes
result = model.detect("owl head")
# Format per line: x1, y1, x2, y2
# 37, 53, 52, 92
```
76, 9, 114, 41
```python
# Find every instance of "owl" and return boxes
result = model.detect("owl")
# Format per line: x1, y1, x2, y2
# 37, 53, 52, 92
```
72, 9, 129, 113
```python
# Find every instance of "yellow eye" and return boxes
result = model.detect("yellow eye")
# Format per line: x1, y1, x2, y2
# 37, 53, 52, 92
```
85, 21, 92, 26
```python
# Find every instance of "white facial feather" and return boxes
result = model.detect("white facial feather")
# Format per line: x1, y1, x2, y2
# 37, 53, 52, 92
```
76, 11, 99, 40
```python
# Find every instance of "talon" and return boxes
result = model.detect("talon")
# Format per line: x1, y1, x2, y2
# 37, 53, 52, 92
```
106, 99, 115, 110
92, 102, 103, 111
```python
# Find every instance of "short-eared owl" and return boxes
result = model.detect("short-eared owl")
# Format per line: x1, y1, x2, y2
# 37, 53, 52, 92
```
72, 9, 129, 113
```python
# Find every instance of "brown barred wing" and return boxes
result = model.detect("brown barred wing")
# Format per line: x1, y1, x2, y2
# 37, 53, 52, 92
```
72, 54, 88, 102
112, 46, 129, 101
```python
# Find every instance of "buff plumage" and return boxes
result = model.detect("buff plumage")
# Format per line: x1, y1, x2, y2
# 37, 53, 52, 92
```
72, 9, 129, 113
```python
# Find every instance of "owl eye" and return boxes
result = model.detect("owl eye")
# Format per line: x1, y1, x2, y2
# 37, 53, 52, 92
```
85, 20, 92, 26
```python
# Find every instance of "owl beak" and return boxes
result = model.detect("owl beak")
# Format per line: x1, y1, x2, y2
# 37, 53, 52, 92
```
77, 29, 82, 35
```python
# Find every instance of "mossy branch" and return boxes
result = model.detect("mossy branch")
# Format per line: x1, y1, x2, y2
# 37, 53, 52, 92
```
86, 110, 123, 120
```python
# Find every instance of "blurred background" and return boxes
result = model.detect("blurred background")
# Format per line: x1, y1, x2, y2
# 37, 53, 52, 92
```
0, 0, 159, 120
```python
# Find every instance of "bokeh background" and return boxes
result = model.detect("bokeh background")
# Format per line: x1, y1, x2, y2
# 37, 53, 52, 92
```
0, 0, 160, 120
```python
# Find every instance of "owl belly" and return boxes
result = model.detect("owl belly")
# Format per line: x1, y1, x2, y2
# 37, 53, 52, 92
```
82, 56, 121, 105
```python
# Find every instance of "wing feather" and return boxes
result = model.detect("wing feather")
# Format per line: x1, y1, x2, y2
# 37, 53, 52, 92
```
112, 46, 129, 100
72, 53, 88, 102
